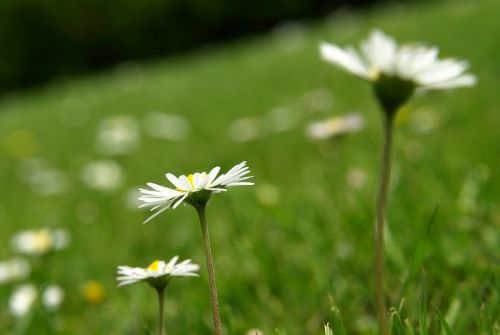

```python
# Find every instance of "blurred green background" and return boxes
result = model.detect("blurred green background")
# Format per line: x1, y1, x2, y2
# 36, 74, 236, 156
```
0, 0, 498, 334
0, 0, 424, 93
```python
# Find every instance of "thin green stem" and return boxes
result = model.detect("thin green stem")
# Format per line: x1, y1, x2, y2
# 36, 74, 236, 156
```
157, 287, 166, 335
375, 112, 394, 335
196, 204, 223, 335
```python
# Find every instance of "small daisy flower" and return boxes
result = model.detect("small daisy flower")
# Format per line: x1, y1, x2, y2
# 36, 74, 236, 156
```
138, 161, 254, 223
320, 29, 476, 112
306, 113, 364, 140
117, 256, 199, 290
0, 258, 30, 284
42, 285, 64, 310
11, 228, 70, 256
9, 284, 37, 317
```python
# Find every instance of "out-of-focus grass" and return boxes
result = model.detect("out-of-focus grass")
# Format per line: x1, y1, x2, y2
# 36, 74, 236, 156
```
0, 0, 498, 334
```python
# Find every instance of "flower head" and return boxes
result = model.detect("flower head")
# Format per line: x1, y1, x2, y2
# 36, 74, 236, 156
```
11, 228, 70, 256
138, 161, 254, 223
42, 285, 64, 310
306, 113, 364, 140
117, 256, 199, 290
0, 258, 30, 284
9, 284, 37, 317
320, 29, 476, 112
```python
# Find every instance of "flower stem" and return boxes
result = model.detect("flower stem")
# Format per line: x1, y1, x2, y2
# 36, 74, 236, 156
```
196, 204, 223, 335
374, 112, 394, 335
157, 287, 166, 335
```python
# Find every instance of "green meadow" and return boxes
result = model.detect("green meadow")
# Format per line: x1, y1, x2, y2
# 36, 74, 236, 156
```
0, 0, 498, 333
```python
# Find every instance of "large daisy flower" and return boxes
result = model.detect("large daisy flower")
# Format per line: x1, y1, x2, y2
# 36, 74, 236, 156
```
117, 256, 199, 289
319, 29, 476, 91
138, 161, 253, 223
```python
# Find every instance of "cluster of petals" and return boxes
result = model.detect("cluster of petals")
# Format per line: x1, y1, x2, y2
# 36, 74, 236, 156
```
320, 29, 476, 90
117, 256, 200, 287
138, 161, 253, 223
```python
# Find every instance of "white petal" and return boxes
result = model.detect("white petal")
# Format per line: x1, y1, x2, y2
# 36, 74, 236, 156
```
172, 193, 188, 209
165, 173, 184, 190
179, 175, 192, 191
361, 29, 398, 74
208, 166, 220, 183
193, 173, 202, 189
416, 59, 469, 85
420, 74, 477, 90
320, 42, 370, 80
143, 204, 171, 224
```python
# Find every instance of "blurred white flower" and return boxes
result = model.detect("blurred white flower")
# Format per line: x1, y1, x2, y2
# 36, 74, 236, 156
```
117, 256, 199, 289
245, 329, 264, 335
139, 161, 254, 223
17, 158, 70, 196
9, 284, 37, 317
143, 112, 190, 141
0, 258, 30, 284
228, 117, 263, 142
42, 285, 64, 310
306, 113, 364, 139
96, 116, 140, 155
320, 29, 476, 90
81, 159, 124, 191
11, 228, 70, 256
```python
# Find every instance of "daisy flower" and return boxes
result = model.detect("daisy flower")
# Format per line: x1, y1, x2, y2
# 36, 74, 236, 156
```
42, 285, 64, 310
11, 228, 70, 256
117, 256, 199, 289
0, 258, 30, 284
320, 30, 476, 335
138, 161, 254, 223
117, 256, 199, 334
9, 284, 37, 317
320, 30, 476, 114
320, 29, 476, 91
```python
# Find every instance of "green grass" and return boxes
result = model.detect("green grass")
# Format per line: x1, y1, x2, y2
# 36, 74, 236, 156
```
0, 0, 499, 334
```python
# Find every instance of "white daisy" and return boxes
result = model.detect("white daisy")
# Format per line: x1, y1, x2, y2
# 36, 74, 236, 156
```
117, 256, 199, 289
138, 161, 254, 223
11, 228, 70, 256
306, 113, 364, 139
42, 285, 64, 310
9, 284, 37, 317
0, 258, 30, 284
320, 29, 476, 91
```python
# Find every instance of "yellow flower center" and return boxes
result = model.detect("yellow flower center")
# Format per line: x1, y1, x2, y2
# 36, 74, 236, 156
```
176, 172, 208, 192
33, 230, 53, 253
370, 68, 381, 81
187, 174, 195, 188
147, 260, 161, 271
